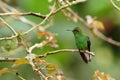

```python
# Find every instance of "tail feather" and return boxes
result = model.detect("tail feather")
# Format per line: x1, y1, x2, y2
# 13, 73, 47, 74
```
79, 50, 91, 63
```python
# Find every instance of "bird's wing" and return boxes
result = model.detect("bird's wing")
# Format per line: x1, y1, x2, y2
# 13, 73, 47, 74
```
79, 50, 89, 63
87, 37, 92, 62
87, 37, 91, 51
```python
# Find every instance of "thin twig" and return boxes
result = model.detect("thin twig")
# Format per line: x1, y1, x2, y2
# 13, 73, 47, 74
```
33, 68, 46, 79
76, 13, 120, 46
52, 0, 86, 16
110, 0, 120, 11
18, 35, 30, 54
16, 73, 26, 80
0, 49, 94, 62
0, 57, 19, 62
93, 29, 120, 46
0, 0, 86, 21
23, 0, 86, 35
64, 6, 120, 46
0, 1, 36, 27
0, 35, 18, 40
0, 12, 46, 19
56, 0, 120, 46
27, 3, 56, 53
24, 2, 56, 35
0, 17, 17, 35
44, 17, 54, 30
28, 41, 48, 53
23, 14, 49, 34
38, 49, 95, 58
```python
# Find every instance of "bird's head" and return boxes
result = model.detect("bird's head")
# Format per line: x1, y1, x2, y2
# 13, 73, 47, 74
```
73, 27, 81, 32
67, 27, 82, 34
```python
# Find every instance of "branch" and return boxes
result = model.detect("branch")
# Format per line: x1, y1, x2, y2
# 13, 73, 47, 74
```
23, 0, 86, 35
78, 16, 120, 46
0, 57, 19, 62
32, 67, 46, 79
0, 0, 86, 35
0, 17, 17, 35
0, 12, 46, 19
0, 1, 36, 27
0, 57, 47, 79
63, 6, 120, 46
0, 35, 18, 40
0, 0, 86, 24
55, 0, 120, 46
110, 0, 120, 11
93, 29, 120, 46
28, 32, 54, 53
28, 41, 48, 53
16, 72, 26, 80
38, 49, 95, 58
23, 3, 56, 35
0, 49, 94, 62
51, 0, 86, 16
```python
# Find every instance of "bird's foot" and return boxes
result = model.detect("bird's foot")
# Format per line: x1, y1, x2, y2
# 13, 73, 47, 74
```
85, 50, 95, 56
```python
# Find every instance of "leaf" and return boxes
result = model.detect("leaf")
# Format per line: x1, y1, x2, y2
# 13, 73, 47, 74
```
67, 12, 78, 22
34, 57, 47, 65
44, 32, 52, 39
12, 58, 29, 68
0, 68, 10, 75
38, 32, 52, 39
86, 15, 104, 30
94, 70, 115, 80
38, 32, 45, 38
38, 32, 58, 48
39, 60, 47, 64
55, 71, 65, 80
0, 38, 18, 51
48, 38, 58, 48
45, 63, 58, 74
34, 57, 41, 62
93, 21, 104, 30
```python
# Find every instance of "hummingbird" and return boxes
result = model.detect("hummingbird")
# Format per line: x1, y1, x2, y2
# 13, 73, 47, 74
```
68, 27, 92, 63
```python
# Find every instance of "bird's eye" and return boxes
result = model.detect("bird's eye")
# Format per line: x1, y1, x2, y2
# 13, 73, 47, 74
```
73, 30, 78, 32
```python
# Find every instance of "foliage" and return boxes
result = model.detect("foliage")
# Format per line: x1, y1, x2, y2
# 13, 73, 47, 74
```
0, 0, 120, 80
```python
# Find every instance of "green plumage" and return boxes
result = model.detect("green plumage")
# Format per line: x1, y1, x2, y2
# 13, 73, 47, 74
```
74, 33, 88, 50
72, 27, 91, 63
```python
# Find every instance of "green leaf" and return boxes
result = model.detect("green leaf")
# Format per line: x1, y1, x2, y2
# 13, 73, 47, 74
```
12, 58, 29, 68
0, 38, 18, 51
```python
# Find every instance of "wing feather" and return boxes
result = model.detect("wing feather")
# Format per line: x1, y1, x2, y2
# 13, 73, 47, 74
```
87, 37, 92, 61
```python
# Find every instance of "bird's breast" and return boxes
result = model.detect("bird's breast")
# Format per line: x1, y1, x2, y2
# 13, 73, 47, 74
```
75, 36, 88, 50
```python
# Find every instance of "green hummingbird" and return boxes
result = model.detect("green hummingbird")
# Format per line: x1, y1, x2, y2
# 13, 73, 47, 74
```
68, 27, 91, 63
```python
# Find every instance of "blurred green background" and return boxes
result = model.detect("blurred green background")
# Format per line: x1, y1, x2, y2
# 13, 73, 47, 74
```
0, 0, 120, 80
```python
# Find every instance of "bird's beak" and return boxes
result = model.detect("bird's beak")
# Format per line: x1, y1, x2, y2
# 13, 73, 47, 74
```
66, 30, 73, 31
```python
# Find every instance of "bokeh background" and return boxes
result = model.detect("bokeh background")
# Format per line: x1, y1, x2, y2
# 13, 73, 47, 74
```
0, 0, 120, 80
